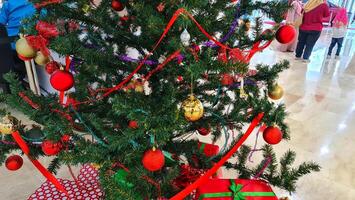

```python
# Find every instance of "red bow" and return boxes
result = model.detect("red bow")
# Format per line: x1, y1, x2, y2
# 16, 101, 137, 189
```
25, 21, 59, 56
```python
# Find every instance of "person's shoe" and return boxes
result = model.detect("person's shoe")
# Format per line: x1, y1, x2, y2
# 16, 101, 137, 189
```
335, 55, 340, 59
302, 59, 310, 63
295, 57, 302, 60
326, 55, 331, 59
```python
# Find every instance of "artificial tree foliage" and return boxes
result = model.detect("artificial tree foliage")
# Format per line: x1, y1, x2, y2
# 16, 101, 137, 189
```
0, 0, 319, 199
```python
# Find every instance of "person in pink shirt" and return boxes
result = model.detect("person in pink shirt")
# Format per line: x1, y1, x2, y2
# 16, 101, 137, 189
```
295, 0, 330, 62
279, 0, 303, 52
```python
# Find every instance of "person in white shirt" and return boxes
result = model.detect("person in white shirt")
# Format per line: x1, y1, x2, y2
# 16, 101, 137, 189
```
327, 8, 348, 59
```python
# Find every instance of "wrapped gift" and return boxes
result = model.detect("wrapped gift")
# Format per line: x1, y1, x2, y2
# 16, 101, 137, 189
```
28, 164, 104, 200
195, 179, 277, 200
198, 142, 219, 157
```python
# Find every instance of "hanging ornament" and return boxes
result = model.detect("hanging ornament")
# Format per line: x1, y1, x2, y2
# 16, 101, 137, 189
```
128, 121, 138, 129
34, 51, 50, 66
176, 76, 184, 83
142, 148, 165, 172
50, 69, 74, 91
239, 77, 248, 99
221, 74, 234, 86
41, 140, 62, 156
157, 3, 165, 12
15, 38, 37, 58
276, 25, 296, 44
197, 127, 210, 136
45, 60, 59, 74
263, 126, 283, 145
5, 155, 23, 171
180, 29, 191, 47
0, 115, 15, 135
111, 0, 125, 11
268, 84, 284, 100
182, 95, 204, 122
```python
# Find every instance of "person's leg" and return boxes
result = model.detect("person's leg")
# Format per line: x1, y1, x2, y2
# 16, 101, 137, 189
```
12, 50, 27, 81
335, 37, 344, 56
302, 31, 321, 60
327, 38, 337, 56
295, 30, 307, 58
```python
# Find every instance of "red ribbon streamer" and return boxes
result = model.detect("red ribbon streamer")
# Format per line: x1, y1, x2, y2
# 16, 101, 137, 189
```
102, 8, 272, 98
11, 131, 67, 194
35, 0, 63, 9
170, 113, 264, 200
18, 92, 40, 110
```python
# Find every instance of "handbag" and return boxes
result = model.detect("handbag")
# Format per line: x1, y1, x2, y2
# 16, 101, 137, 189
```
294, 12, 304, 27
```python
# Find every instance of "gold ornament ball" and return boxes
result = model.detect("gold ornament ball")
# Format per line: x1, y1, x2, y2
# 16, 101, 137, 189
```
15, 38, 37, 58
34, 52, 50, 66
182, 95, 204, 122
135, 84, 144, 93
268, 84, 284, 100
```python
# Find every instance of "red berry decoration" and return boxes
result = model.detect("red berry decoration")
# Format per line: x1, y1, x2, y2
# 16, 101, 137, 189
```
41, 140, 62, 156
61, 134, 71, 143
45, 61, 60, 75
50, 70, 74, 91
276, 25, 296, 44
142, 148, 165, 171
128, 121, 138, 129
263, 126, 283, 145
198, 127, 210, 136
5, 155, 23, 171
221, 74, 234, 86
111, 0, 125, 11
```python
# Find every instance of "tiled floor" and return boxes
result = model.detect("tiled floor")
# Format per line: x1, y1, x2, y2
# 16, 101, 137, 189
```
0, 27, 354, 199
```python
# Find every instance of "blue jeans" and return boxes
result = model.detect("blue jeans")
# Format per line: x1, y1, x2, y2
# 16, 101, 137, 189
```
327, 37, 344, 56
295, 30, 321, 59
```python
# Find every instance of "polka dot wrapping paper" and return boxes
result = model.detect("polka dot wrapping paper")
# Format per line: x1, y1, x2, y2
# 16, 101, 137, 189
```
28, 165, 104, 200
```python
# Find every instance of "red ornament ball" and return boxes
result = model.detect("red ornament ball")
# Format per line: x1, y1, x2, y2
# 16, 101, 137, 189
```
5, 155, 23, 171
45, 61, 60, 75
111, 0, 125, 11
221, 74, 234, 86
276, 25, 296, 44
198, 127, 210, 136
128, 121, 138, 129
50, 70, 74, 91
142, 149, 165, 171
42, 140, 62, 156
263, 126, 283, 145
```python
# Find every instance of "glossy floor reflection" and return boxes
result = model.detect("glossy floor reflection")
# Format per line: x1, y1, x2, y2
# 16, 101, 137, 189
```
0, 28, 354, 200
260, 28, 355, 200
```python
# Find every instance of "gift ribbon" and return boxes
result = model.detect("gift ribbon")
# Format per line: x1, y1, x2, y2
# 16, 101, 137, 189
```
170, 113, 264, 200
11, 131, 67, 194
198, 180, 276, 200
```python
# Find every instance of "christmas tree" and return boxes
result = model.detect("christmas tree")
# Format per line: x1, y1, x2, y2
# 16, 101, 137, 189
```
0, 0, 320, 199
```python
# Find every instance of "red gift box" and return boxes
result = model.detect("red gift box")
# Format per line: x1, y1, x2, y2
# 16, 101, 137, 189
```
198, 142, 219, 157
28, 165, 104, 200
195, 179, 277, 200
